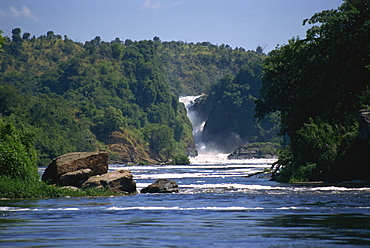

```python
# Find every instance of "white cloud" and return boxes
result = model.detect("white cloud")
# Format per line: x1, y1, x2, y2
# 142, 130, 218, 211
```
142, 0, 164, 10
0, 5, 38, 21
141, 0, 183, 10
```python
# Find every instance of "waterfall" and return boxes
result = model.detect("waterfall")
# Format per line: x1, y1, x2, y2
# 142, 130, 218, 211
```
179, 95, 208, 154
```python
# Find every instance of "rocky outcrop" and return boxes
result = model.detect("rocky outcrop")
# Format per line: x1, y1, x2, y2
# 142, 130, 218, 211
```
82, 169, 136, 194
141, 179, 179, 193
228, 143, 278, 159
42, 152, 108, 184
107, 131, 157, 164
42, 152, 137, 194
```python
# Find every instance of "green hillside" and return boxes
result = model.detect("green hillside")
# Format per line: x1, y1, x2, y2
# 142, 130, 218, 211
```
0, 30, 190, 165
0, 29, 264, 166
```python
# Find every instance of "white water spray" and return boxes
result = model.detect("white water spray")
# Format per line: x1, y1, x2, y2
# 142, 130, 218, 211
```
179, 95, 206, 151
180, 95, 232, 162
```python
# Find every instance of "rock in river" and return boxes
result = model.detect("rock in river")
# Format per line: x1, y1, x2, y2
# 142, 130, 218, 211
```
42, 151, 108, 184
228, 142, 278, 160
141, 179, 179, 193
82, 169, 137, 194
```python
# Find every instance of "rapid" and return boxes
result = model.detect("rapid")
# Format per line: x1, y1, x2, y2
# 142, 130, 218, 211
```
1, 157, 370, 247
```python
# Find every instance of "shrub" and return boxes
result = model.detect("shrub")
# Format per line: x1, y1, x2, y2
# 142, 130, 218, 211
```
0, 121, 38, 181
0, 176, 62, 198
171, 154, 190, 165
277, 118, 358, 182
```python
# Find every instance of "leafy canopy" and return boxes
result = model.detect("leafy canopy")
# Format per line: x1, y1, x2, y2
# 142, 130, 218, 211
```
256, 0, 370, 182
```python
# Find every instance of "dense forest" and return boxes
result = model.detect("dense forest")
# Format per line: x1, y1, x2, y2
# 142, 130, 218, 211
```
157, 39, 264, 95
0, 28, 264, 168
256, 0, 370, 182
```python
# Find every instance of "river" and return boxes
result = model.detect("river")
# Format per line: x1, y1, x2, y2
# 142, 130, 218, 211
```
1, 156, 370, 247
2, 95, 370, 247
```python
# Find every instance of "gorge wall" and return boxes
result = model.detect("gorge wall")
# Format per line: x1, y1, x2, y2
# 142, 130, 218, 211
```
183, 64, 280, 154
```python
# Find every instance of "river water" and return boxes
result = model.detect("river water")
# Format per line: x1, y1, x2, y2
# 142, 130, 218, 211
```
1, 155, 370, 247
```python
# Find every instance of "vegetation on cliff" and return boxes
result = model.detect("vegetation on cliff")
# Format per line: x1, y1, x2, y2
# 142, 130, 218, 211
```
191, 58, 280, 152
256, 0, 370, 182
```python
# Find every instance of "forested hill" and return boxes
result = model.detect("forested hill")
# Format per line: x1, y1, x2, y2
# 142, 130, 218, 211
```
0, 29, 264, 165
156, 39, 263, 95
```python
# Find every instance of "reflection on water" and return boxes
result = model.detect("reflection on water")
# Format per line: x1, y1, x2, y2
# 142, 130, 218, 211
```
1, 158, 370, 247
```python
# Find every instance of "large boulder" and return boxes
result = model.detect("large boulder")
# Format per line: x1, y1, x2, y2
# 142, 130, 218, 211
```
82, 169, 136, 194
42, 152, 108, 184
141, 179, 179, 193
60, 168, 92, 187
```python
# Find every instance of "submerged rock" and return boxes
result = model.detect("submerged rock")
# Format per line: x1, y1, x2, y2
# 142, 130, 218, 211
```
42, 151, 108, 184
82, 169, 136, 194
228, 142, 279, 160
141, 179, 179, 193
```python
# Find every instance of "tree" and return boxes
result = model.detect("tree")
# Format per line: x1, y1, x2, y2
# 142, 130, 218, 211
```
255, 45, 264, 54
111, 43, 123, 60
91, 36, 101, 46
11, 28, 23, 44
0, 30, 4, 52
144, 124, 175, 161
22, 32, 31, 40
256, 0, 370, 182
47, 31, 55, 39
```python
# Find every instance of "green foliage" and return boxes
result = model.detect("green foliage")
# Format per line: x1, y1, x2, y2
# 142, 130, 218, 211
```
0, 176, 122, 198
295, 119, 355, 169
256, 0, 370, 182
171, 154, 190, 165
93, 106, 126, 141
0, 30, 4, 52
0, 176, 61, 198
144, 123, 175, 161
0, 120, 124, 198
0, 120, 38, 181
157, 40, 264, 95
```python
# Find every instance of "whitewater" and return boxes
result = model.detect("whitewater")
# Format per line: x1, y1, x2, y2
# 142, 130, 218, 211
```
2, 157, 370, 247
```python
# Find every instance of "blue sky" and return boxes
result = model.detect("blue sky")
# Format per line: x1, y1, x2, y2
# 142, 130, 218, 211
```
1, 0, 343, 52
